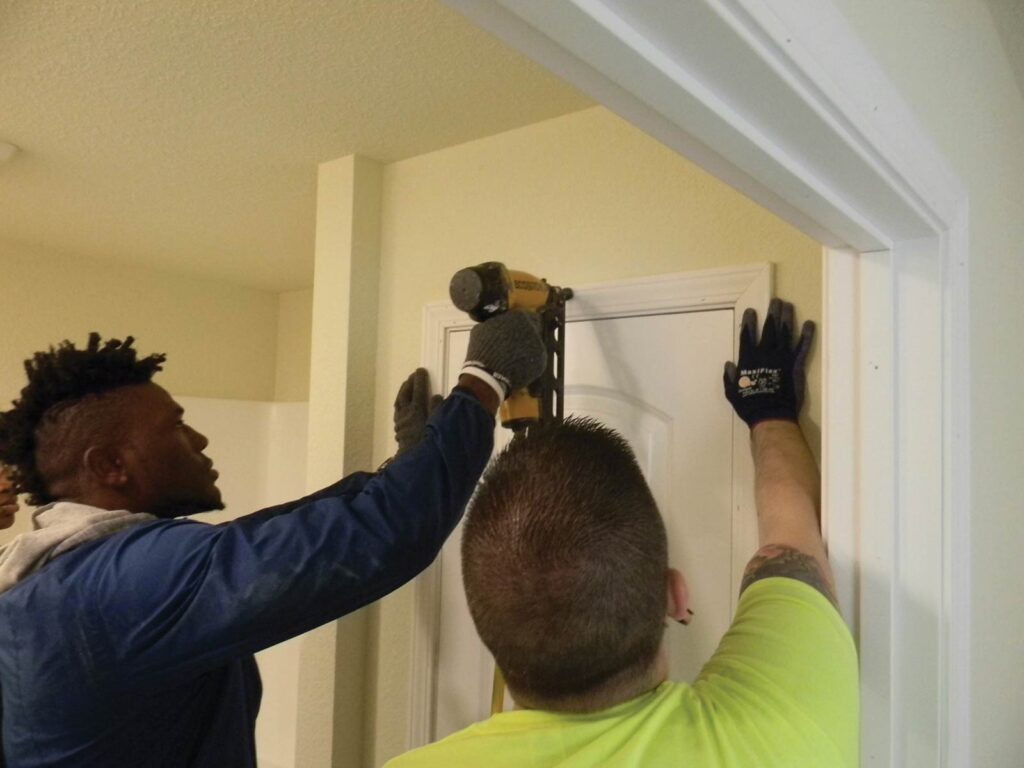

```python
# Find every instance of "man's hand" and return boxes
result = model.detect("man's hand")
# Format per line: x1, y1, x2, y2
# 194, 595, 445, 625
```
0, 466, 20, 530
461, 309, 547, 406
724, 298, 814, 427
394, 369, 443, 457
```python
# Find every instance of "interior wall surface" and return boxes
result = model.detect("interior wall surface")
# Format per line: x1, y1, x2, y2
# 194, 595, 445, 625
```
275, 288, 314, 401
368, 105, 823, 765
828, 3, 1024, 764
0, 239, 280, 403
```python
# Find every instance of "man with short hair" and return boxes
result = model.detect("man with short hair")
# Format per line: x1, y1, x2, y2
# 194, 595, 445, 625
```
389, 298, 859, 767
0, 310, 546, 767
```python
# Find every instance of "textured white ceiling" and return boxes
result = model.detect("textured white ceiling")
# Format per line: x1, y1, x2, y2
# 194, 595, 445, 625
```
0, 0, 591, 290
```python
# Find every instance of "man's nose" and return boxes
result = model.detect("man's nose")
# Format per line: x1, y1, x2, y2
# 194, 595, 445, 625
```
188, 426, 209, 450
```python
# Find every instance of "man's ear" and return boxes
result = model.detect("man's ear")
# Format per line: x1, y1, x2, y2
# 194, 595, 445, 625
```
666, 568, 690, 623
82, 445, 129, 490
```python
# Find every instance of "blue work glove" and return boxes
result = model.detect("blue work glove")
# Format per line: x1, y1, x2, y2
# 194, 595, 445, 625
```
723, 298, 814, 427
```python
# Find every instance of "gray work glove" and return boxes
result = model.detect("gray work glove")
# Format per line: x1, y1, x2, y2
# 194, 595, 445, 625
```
462, 309, 547, 398
723, 298, 814, 427
393, 368, 443, 457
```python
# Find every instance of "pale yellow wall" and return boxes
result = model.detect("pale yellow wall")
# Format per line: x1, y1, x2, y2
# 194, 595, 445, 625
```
0, 239, 280, 403
275, 288, 313, 401
368, 105, 822, 765
831, 3, 1024, 763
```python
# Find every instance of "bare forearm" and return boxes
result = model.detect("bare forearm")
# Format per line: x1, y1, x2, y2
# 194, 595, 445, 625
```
725, 300, 836, 606
748, 420, 835, 600
752, 420, 820, 531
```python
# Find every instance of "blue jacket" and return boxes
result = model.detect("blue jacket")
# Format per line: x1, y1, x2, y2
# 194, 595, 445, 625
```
0, 390, 493, 767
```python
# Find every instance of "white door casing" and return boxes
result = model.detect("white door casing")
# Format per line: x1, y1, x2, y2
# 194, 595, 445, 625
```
433, 2, 970, 765
410, 264, 771, 745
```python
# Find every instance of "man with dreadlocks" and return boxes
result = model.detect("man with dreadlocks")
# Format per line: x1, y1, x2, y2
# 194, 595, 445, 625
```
0, 310, 546, 768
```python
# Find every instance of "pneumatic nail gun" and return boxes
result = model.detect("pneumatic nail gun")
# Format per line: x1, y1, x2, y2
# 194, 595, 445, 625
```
449, 262, 573, 435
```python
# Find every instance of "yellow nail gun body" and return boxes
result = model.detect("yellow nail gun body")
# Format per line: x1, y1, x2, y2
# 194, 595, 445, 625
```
449, 262, 573, 433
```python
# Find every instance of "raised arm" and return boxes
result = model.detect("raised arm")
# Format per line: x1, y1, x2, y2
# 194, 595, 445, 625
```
724, 298, 836, 607
746, 420, 834, 603
93, 310, 546, 685
702, 299, 856, 763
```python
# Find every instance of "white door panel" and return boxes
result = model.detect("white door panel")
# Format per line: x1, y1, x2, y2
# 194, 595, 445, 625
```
563, 312, 735, 683
433, 309, 737, 737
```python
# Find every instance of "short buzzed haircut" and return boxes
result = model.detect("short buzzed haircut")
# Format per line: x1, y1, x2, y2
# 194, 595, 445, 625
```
462, 417, 668, 706
0, 333, 165, 504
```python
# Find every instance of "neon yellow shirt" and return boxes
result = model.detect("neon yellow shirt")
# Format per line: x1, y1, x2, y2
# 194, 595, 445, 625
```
387, 577, 858, 767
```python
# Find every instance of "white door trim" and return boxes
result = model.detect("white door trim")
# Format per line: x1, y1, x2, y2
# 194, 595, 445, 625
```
409, 263, 772, 747
437, 2, 970, 765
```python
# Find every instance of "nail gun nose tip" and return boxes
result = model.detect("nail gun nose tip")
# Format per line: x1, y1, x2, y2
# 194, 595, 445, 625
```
450, 268, 485, 312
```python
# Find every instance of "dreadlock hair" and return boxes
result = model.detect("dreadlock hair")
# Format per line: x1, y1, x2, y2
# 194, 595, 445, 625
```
462, 416, 668, 710
0, 333, 166, 505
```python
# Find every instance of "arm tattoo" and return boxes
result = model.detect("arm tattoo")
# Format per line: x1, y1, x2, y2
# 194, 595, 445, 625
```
741, 544, 837, 607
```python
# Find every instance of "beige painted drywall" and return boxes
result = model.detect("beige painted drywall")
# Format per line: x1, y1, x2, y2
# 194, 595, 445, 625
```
275, 288, 314, 401
830, 3, 1024, 763
0, 239, 279, 403
367, 105, 823, 765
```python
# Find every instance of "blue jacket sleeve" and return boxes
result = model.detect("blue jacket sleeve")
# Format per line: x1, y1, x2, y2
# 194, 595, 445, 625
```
86, 390, 493, 687
230, 471, 376, 525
